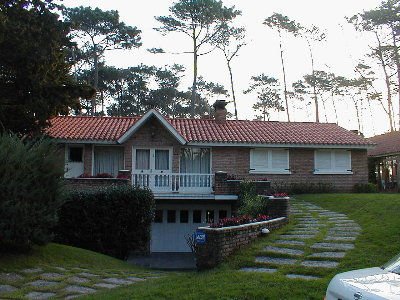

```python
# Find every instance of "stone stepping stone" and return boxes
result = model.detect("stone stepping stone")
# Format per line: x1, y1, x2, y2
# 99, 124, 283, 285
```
328, 231, 360, 237
127, 276, 146, 282
25, 292, 56, 299
274, 240, 305, 246
325, 236, 356, 242
68, 276, 90, 284
0, 273, 24, 282
330, 226, 361, 231
29, 280, 58, 287
54, 267, 67, 272
78, 272, 99, 278
264, 246, 304, 256
103, 278, 133, 285
286, 274, 320, 280
281, 234, 315, 239
255, 256, 297, 265
309, 252, 346, 259
0, 284, 17, 293
94, 282, 119, 289
64, 285, 96, 294
301, 260, 339, 268
41, 273, 64, 280
240, 267, 277, 273
289, 230, 320, 235
311, 242, 355, 251
22, 268, 43, 274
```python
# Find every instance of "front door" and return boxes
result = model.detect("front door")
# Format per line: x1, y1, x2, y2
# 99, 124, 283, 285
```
133, 148, 172, 192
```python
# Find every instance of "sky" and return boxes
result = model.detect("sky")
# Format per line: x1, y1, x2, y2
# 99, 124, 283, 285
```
61, 0, 390, 137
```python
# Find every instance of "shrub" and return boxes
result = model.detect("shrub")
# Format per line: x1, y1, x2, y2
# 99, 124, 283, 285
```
0, 134, 64, 251
272, 181, 335, 194
354, 183, 378, 193
55, 186, 155, 260
237, 181, 267, 216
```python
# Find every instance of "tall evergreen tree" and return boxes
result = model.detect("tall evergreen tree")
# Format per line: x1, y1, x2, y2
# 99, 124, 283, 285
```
0, 0, 93, 134
155, 0, 240, 117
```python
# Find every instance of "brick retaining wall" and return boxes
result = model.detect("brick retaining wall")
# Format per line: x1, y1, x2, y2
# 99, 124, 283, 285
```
195, 217, 288, 270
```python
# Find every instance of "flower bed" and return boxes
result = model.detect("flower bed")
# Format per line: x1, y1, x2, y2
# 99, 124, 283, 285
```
209, 214, 269, 228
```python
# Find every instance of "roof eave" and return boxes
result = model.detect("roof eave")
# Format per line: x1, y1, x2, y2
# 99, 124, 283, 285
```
187, 141, 374, 149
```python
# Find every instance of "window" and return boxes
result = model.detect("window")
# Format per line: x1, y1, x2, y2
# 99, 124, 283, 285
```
314, 150, 352, 174
180, 210, 189, 223
94, 147, 124, 177
193, 210, 202, 223
155, 150, 170, 171
135, 149, 150, 170
219, 210, 227, 220
206, 210, 214, 223
167, 210, 176, 223
250, 149, 290, 174
154, 210, 163, 223
69, 147, 83, 162
180, 148, 211, 174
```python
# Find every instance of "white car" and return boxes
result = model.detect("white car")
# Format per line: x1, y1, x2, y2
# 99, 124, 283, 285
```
325, 253, 400, 300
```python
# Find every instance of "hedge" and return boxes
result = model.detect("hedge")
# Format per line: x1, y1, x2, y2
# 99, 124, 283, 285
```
55, 185, 155, 260
0, 134, 64, 252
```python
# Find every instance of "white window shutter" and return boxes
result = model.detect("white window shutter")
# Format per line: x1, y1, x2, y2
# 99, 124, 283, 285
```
271, 149, 289, 170
315, 150, 332, 170
334, 150, 351, 171
250, 149, 268, 169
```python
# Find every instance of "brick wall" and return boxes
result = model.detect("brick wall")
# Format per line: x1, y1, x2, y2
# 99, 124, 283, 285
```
212, 148, 368, 192
123, 117, 182, 172
195, 217, 288, 270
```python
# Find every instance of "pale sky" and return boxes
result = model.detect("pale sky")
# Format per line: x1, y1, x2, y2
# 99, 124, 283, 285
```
61, 0, 390, 137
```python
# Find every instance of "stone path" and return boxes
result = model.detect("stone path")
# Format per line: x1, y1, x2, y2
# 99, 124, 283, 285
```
240, 201, 361, 280
0, 266, 160, 299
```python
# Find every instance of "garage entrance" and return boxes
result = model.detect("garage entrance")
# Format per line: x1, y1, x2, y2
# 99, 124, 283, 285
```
150, 204, 231, 252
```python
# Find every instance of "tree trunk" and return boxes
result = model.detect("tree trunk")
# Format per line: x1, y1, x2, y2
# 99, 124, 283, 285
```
375, 32, 395, 131
278, 30, 290, 122
390, 27, 400, 130
306, 38, 319, 123
331, 92, 338, 124
321, 98, 328, 123
352, 96, 362, 133
191, 31, 198, 118
93, 46, 98, 116
227, 60, 238, 120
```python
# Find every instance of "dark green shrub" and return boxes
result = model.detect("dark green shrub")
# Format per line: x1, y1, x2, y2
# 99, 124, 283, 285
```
354, 183, 378, 193
55, 186, 155, 260
237, 181, 267, 216
0, 134, 64, 251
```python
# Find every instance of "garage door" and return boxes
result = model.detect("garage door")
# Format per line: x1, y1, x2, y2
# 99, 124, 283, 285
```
150, 205, 230, 252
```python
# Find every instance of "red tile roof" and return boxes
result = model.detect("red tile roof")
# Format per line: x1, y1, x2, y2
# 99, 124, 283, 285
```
47, 115, 373, 147
367, 131, 400, 156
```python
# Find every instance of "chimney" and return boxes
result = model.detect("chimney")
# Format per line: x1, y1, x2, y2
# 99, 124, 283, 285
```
213, 100, 227, 123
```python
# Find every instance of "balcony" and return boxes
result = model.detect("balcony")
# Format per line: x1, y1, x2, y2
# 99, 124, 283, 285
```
132, 172, 215, 195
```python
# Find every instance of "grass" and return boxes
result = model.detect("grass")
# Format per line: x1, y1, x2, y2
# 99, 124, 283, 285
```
81, 193, 400, 300
0, 243, 139, 272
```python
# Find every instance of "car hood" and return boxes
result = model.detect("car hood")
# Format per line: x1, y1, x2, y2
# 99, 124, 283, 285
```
327, 267, 400, 300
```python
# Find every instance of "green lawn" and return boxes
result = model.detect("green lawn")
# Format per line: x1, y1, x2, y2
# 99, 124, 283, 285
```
81, 193, 400, 300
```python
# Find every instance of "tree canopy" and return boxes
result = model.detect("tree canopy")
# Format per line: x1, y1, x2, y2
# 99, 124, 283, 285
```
0, 0, 93, 134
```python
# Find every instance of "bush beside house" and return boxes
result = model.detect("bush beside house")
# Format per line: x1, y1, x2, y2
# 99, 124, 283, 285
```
0, 135, 64, 251
55, 186, 155, 260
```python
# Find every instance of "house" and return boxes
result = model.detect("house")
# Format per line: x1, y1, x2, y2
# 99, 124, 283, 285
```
47, 100, 373, 252
367, 131, 400, 190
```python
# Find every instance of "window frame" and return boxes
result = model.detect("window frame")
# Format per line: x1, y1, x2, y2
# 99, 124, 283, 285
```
314, 149, 353, 175
249, 148, 291, 174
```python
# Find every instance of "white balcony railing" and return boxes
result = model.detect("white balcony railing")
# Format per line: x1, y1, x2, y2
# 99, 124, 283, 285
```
132, 172, 214, 194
